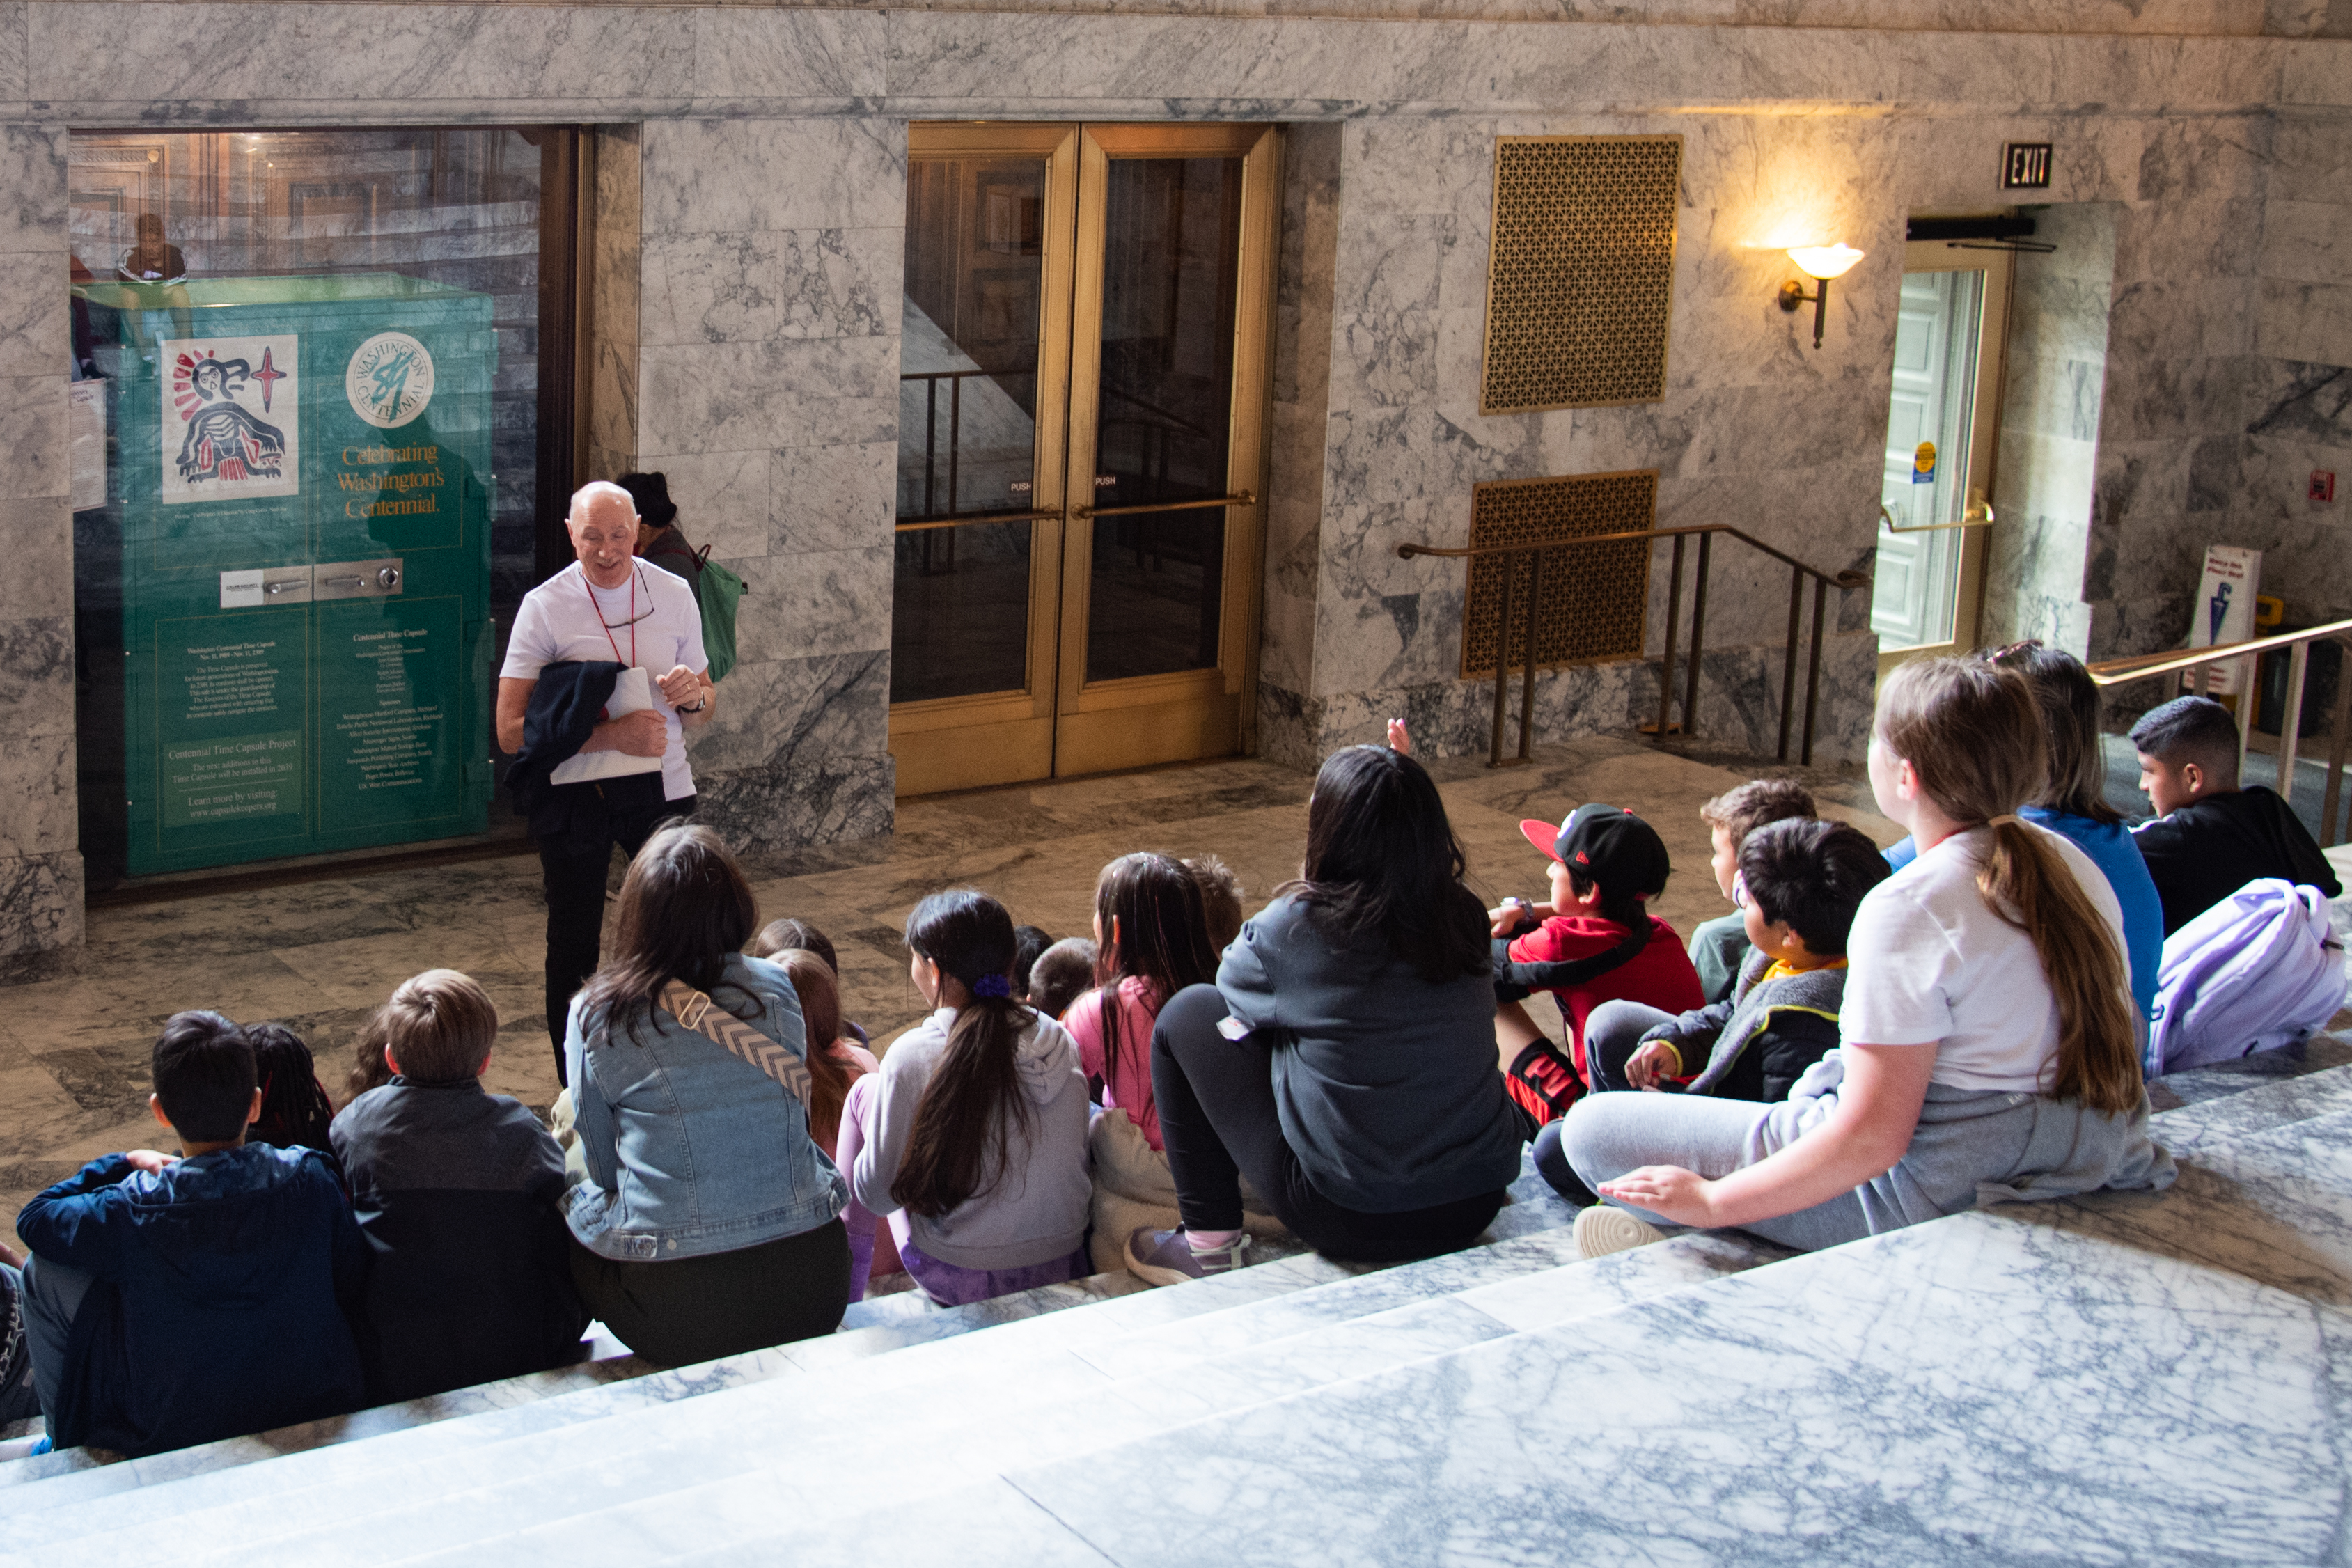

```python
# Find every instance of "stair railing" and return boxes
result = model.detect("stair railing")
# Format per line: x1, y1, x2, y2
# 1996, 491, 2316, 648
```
2085, 615, 2352, 847
1396, 526, 1870, 769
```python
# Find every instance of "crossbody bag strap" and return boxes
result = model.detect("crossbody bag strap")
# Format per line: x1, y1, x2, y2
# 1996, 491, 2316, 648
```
657, 979, 813, 1104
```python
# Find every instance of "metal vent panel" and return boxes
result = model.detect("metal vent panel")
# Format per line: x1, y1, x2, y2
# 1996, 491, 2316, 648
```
1480, 135, 1681, 415
1461, 469, 1656, 679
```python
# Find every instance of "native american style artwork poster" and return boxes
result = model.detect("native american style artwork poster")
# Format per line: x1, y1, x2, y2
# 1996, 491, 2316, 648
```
161, 335, 300, 504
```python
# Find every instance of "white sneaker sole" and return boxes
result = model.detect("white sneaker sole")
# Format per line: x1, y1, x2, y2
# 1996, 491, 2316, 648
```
1575, 1204, 1666, 1260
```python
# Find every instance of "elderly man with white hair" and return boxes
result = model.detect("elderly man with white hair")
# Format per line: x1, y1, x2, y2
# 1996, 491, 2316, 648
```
498, 480, 716, 1076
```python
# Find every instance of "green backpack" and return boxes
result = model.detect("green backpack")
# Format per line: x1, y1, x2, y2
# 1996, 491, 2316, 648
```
697, 553, 746, 684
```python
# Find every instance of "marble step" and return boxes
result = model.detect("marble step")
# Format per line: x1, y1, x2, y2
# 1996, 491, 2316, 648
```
221, 1241, 1787, 1568
2143, 1060, 2352, 1157
987, 1205, 2348, 1565
4, 1219, 1776, 1566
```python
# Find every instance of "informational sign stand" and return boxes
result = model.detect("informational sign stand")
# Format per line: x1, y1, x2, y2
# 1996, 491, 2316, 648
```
2184, 543, 2261, 703
77, 274, 494, 876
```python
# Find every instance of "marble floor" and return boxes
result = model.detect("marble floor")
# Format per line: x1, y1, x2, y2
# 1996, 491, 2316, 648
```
0, 737, 1896, 1249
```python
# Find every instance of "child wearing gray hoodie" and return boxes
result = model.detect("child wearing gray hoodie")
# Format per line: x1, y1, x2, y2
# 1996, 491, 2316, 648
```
845, 890, 1092, 1306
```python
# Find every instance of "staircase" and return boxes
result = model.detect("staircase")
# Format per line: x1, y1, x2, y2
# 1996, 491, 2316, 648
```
3, 1046, 2347, 1565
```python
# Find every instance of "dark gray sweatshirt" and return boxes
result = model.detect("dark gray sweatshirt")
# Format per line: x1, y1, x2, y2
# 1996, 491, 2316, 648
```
1217, 895, 1526, 1213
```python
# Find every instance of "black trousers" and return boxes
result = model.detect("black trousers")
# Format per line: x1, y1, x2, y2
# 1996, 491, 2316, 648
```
569, 1219, 851, 1368
539, 776, 693, 1083
1149, 984, 1507, 1264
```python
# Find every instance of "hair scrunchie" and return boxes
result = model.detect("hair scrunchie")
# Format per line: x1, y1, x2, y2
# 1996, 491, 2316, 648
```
971, 973, 1012, 999
1986, 813, 2021, 828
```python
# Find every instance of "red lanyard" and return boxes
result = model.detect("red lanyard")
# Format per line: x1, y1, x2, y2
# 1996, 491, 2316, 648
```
580, 566, 638, 668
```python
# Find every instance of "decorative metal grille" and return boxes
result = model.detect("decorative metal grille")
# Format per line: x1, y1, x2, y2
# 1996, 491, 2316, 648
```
1480, 135, 1681, 414
1461, 469, 1656, 679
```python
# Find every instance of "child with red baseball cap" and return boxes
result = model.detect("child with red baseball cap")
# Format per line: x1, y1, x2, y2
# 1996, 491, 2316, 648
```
1490, 803, 1704, 1128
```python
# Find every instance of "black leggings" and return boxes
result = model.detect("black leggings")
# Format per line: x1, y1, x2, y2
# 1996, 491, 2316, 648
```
570, 1218, 850, 1367
1150, 985, 1507, 1264
540, 778, 693, 1081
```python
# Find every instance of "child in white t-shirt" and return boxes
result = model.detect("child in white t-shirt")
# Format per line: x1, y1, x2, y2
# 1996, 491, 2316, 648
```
1553, 656, 2174, 1258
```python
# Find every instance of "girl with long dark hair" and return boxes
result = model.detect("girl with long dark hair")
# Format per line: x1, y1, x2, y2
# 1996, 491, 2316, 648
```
1067, 853, 1283, 1271
563, 824, 851, 1365
846, 889, 1091, 1306
1559, 658, 2174, 1260
1127, 745, 1525, 1284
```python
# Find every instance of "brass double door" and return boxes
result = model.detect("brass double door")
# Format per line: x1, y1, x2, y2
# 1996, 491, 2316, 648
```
888, 123, 1280, 796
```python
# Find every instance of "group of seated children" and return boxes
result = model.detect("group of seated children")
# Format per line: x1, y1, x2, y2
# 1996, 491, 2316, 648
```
8, 975, 579, 1458
14, 639, 2334, 1461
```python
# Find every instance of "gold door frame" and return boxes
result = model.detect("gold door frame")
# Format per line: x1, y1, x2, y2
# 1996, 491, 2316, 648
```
888, 122, 1280, 793
1052, 123, 1280, 779
1876, 236, 2014, 680
888, 124, 1080, 798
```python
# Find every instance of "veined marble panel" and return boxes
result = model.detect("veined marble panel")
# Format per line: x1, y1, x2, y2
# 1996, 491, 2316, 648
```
0, 123, 61, 254
695, 749, 895, 854
769, 441, 896, 558
726, 544, 893, 666
0, 849, 80, 956
0, 373, 61, 499
640, 118, 904, 238
685, 650, 891, 778
638, 337, 898, 457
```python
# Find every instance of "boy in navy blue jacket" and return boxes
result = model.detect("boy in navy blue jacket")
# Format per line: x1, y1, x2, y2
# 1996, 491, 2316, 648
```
17, 1011, 364, 1457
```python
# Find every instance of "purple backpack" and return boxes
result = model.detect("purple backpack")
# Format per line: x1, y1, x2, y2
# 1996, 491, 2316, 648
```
2147, 878, 2346, 1075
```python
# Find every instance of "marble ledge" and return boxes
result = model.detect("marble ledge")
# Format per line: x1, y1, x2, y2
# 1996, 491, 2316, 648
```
5, 9, 2341, 123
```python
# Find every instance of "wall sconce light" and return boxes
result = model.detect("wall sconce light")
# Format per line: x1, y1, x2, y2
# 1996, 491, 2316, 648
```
1777, 244, 1865, 349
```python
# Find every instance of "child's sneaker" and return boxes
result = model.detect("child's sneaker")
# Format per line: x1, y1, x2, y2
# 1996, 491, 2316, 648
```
1574, 1205, 1666, 1260
1126, 1228, 1248, 1287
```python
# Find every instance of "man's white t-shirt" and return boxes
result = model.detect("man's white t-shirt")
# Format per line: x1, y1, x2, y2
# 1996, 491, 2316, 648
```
501, 560, 707, 801
1840, 821, 2128, 1093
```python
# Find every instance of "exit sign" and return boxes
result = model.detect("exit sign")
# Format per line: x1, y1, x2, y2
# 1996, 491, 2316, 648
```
2002, 143, 2053, 189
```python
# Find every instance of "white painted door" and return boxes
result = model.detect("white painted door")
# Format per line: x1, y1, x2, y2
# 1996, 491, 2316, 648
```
1873, 268, 1985, 649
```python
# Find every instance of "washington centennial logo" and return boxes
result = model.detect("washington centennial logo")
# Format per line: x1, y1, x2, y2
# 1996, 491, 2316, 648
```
346, 331, 435, 430
161, 335, 300, 505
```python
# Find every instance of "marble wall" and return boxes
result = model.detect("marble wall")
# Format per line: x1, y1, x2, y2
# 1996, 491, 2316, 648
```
0, 122, 82, 957
13, 4, 2352, 951
1979, 205, 2119, 657
590, 117, 902, 852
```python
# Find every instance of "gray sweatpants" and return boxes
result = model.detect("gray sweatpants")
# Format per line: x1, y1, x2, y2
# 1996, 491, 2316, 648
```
1558, 1051, 2177, 1253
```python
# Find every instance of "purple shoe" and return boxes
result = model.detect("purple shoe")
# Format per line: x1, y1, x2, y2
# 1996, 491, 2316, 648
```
1126, 1227, 1249, 1287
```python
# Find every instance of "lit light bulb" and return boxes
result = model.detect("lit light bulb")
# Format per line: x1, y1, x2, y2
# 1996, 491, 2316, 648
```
1786, 244, 1865, 281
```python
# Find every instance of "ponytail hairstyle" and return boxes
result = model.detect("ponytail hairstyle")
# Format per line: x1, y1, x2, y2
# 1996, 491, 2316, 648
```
777, 948, 857, 1148
1089, 852, 1218, 1096
1876, 658, 2141, 1113
892, 890, 1037, 1218
1980, 641, 2123, 825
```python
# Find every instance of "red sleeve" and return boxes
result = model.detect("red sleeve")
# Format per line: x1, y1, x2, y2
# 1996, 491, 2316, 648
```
1507, 919, 1611, 966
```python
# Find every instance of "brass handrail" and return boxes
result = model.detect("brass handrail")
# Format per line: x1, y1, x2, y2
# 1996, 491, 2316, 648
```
1397, 522, 1868, 769
2087, 615, 2352, 847
1079, 490, 1254, 520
